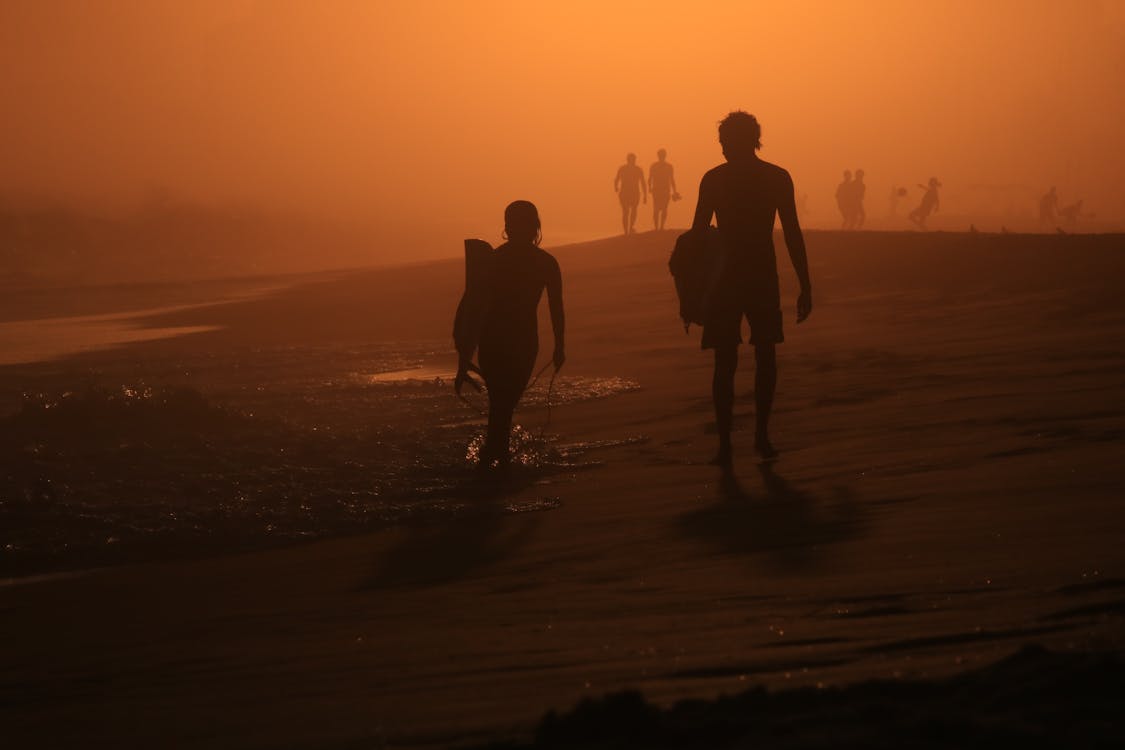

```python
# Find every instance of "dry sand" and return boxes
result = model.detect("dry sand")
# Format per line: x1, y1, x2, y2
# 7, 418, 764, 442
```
3, 229, 1125, 747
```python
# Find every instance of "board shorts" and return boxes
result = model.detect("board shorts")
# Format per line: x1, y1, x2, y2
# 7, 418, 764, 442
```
701, 263, 783, 349
652, 189, 671, 210
618, 191, 640, 208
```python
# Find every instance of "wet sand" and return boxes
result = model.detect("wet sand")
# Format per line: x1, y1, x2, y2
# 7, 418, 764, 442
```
2, 230, 1125, 747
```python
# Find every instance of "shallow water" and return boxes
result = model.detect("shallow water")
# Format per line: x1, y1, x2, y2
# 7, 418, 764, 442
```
0, 342, 641, 576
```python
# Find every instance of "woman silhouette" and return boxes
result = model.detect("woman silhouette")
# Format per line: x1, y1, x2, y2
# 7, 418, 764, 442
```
459, 200, 565, 471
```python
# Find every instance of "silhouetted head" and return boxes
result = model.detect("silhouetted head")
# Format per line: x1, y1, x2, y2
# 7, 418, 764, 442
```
718, 111, 761, 161
657, 148, 667, 161
929, 177, 941, 187
856, 169, 865, 181
503, 200, 542, 246
1049, 186, 1057, 194
626, 153, 637, 165
843, 170, 852, 181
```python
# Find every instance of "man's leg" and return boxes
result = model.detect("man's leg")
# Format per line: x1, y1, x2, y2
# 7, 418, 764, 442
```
628, 204, 638, 233
753, 343, 778, 459
712, 344, 738, 466
621, 204, 629, 235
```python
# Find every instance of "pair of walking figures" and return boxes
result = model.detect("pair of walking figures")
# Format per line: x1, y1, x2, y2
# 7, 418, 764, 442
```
455, 112, 812, 474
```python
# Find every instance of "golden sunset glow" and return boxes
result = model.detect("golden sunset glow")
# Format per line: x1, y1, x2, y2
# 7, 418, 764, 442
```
2, 1, 1123, 259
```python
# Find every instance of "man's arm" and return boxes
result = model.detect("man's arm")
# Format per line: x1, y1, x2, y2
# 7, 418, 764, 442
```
640, 169, 647, 203
670, 165, 677, 194
547, 257, 566, 370
778, 171, 812, 323
691, 173, 714, 231
614, 167, 622, 193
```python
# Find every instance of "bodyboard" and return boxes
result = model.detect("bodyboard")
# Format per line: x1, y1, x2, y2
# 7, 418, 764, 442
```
668, 227, 725, 329
453, 239, 494, 361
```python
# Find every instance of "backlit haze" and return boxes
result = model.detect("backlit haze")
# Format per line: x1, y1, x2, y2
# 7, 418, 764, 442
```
3, 0, 1124, 268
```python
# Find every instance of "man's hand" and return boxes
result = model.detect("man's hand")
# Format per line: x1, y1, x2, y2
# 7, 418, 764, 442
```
796, 287, 812, 323
553, 345, 566, 371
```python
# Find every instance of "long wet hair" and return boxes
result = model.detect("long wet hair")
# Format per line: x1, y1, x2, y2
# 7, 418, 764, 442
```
503, 200, 542, 246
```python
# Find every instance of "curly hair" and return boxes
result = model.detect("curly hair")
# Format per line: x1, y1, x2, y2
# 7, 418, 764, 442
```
718, 111, 762, 153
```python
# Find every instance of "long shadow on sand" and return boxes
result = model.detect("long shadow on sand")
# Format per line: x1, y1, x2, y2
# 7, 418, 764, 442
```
679, 464, 866, 572
361, 476, 550, 589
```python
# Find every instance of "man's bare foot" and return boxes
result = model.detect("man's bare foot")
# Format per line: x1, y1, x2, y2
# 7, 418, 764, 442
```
754, 437, 778, 461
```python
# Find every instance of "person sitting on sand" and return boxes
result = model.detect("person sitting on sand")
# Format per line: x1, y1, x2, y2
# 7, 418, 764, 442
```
1058, 198, 1092, 230
691, 111, 812, 467
648, 149, 678, 231
908, 177, 941, 229
614, 153, 647, 235
458, 201, 565, 473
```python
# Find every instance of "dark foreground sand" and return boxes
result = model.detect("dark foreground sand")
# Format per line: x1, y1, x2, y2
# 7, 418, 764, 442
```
2, 230, 1125, 747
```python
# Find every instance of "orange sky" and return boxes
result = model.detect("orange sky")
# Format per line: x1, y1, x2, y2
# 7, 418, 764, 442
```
2, 0, 1124, 259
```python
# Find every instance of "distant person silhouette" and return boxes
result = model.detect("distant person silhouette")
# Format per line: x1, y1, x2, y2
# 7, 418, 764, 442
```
648, 149, 679, 231
691, 111, 812, 467
1039, 186, 1059, 228
1058, 198, 1092, 230
851, 169, 867, 229
615, 153, 647, 235
835, 170, 853, 228
908, 177, 941, 229
457, 201, 565, 472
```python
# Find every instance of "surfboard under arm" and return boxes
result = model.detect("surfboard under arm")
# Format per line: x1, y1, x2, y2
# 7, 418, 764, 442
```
453, 239, 494, 361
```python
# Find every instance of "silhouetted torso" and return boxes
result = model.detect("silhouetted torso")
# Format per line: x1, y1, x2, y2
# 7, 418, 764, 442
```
650, 161, 674, 197
478, 242, 560, 387
694, 158, 790, 276
616, 164, 645, 201
920, 186, 939, 212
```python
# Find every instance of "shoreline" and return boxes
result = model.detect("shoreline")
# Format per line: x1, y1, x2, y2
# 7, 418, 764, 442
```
3, 229, 1124, 747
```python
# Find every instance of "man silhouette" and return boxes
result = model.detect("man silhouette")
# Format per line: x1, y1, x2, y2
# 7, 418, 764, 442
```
835, 170, 853, 228
1039, 186, 1059, 228
852, 169, 867, 228
614, 153, 647, 234
908, 177, 941, 229
692, 111, 812, 466
648, 149, 678, 231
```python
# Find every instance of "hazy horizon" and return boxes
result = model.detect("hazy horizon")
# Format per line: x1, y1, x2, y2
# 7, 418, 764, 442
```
4, 1, 1125, 263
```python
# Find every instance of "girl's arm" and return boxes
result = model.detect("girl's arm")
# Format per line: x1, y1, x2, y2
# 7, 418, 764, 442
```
547, 257, 565, 370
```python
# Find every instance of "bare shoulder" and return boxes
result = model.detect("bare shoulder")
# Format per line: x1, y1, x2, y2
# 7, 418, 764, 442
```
757, 159, 792, 182
702, 163, 727, 182
536, 248, 561, 275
